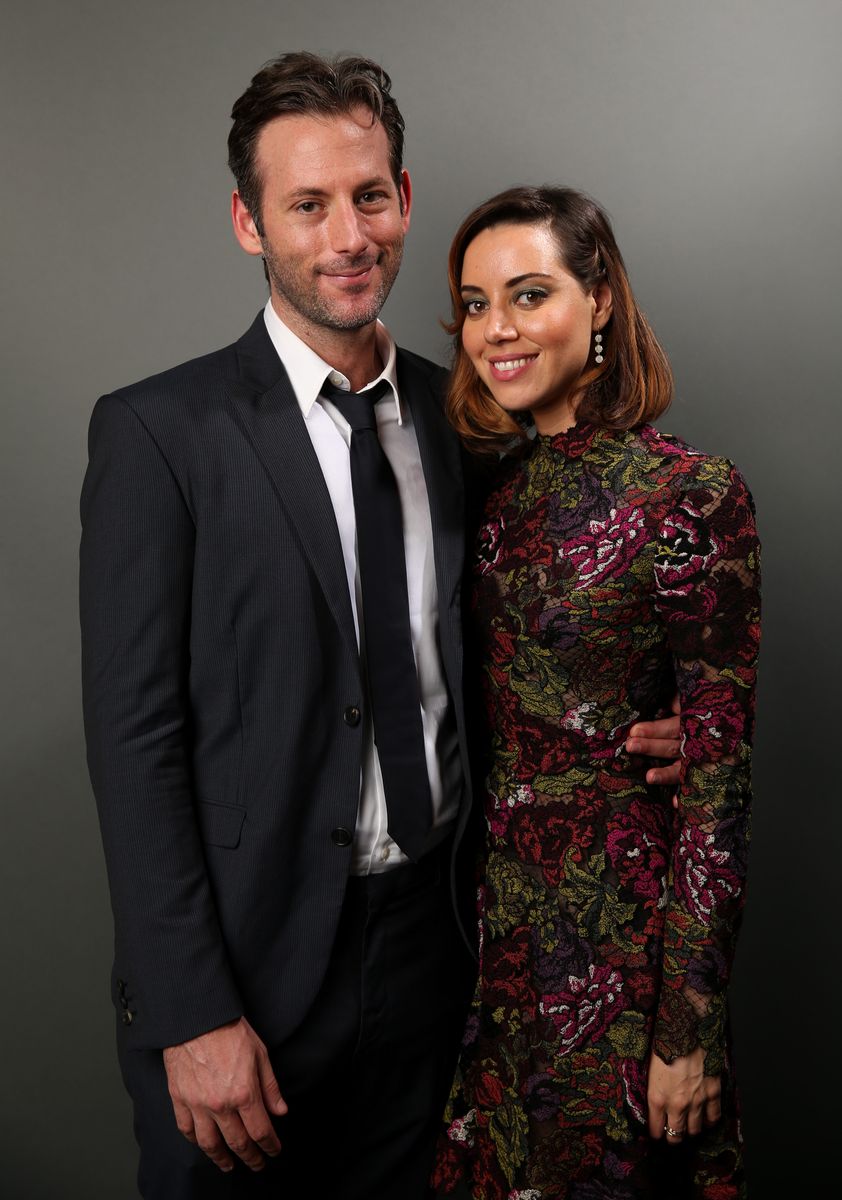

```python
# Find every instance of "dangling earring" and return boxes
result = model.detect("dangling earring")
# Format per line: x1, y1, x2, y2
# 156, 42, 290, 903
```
593, 331, 604, 364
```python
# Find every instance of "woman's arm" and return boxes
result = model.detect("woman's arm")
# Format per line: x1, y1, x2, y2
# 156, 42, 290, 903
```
648, 457, 761, 1122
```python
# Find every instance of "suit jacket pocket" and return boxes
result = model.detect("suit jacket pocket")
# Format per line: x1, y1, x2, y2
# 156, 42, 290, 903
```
196, 799, 246, 848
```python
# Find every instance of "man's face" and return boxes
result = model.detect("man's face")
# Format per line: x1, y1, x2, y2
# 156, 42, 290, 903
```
235, 107, 411, 344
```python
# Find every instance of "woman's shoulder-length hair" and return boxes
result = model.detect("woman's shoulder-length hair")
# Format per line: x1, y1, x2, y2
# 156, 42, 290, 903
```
445, 185, 674, 456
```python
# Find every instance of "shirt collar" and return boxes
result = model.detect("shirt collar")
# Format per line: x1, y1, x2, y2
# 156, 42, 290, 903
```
262, 300, 403, 424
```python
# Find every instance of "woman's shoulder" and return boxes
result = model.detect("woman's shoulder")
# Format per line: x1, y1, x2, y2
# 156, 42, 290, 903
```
622, 424, 751, 502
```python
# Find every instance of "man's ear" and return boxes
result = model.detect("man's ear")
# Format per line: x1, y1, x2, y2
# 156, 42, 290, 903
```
399, 169, 412, 233
231, 191, 263, 257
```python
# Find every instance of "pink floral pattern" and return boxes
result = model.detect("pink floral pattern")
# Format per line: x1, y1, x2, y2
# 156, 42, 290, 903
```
540, 965, 628, 1053
674, 825, 743, 926
566, 505, 646, 589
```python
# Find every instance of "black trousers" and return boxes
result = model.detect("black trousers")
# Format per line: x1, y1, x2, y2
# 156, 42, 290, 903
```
120, 844, 475, 1199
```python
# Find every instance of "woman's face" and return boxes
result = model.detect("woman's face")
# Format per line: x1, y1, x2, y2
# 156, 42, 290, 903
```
459, 222, 611, 435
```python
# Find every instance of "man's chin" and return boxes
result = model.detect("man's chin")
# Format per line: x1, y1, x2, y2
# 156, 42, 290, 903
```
319, 295, 386, 332
269, 277, 390, 334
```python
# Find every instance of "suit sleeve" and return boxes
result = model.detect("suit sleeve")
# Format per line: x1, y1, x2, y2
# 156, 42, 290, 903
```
80, 394, 243, 1049
651, 458, 760, 1074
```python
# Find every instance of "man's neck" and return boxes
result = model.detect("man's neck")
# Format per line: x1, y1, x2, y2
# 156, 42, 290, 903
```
269, 296, 382, 391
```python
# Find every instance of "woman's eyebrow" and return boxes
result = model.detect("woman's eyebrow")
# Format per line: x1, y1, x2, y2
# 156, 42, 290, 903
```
460, 272, 555, 292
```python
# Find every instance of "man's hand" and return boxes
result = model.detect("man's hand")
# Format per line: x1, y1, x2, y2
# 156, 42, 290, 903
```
625, 695, 681, 789
163, 1017, 287, 1173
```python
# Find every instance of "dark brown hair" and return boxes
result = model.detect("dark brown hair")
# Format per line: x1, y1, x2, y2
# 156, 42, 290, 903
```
228, 51, 406, 233
446, 186, 673, 455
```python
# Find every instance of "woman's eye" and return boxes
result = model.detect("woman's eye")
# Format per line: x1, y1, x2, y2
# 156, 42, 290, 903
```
515, 290, 546, 306
465, 299, 487, 316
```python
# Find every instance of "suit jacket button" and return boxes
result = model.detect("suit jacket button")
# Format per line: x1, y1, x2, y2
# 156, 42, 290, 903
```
122, 1011, 134, 1026
331, 827, 353, 847
343, 706, 361, 727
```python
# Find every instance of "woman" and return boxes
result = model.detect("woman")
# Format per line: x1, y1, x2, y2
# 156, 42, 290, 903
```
434, 187, 760, 1199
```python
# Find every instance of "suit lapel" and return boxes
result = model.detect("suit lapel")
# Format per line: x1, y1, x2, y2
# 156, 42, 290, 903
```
224, 315, 359, 658
398, 352, 474, 833
397, 351, 465, 664
222, 322, 466, 676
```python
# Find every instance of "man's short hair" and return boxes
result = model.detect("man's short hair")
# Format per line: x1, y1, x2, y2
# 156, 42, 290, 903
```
228, 51, 406, 233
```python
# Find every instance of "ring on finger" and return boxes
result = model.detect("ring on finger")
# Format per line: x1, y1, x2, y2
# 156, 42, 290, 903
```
664, 1123, 685, 1138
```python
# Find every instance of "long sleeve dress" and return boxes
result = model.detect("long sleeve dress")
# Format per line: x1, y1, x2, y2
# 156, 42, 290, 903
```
434, 421, 760, 1200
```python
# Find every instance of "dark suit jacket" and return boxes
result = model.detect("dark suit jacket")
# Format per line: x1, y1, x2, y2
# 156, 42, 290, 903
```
80, 313, 476, 1052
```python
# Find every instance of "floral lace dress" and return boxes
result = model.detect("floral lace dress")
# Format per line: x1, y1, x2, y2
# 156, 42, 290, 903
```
434, 423, 760, 1199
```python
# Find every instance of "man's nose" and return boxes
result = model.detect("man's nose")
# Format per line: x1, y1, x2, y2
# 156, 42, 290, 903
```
327, 201, 369, 257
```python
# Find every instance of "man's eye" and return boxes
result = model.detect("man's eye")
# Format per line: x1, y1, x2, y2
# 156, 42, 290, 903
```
359, 191, 387, 205
296, 201, 319, 214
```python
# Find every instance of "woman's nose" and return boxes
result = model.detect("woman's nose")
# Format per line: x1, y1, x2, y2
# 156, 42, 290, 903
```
483, 306, 517, 343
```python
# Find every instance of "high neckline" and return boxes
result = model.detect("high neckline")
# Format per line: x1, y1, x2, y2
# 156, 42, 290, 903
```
535, 419, 603, 459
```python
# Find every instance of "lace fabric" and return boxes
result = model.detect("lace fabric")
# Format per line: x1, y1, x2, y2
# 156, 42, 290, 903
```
435, 423, 759, 1199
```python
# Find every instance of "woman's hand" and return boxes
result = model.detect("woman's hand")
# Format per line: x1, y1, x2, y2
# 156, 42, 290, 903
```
646, 1046, 721, 1143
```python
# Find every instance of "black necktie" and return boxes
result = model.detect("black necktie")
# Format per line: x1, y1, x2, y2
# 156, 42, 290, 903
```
322, 379, 433, 862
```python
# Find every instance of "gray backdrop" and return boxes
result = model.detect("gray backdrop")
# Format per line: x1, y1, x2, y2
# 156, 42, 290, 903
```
2, 1, 839, 1196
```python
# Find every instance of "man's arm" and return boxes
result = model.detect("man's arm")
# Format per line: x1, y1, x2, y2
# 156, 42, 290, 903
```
81, 393, 242, 1046
81, 394, 285, 1170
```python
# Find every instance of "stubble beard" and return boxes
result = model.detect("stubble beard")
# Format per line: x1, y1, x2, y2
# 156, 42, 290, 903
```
262, 240, 404, 333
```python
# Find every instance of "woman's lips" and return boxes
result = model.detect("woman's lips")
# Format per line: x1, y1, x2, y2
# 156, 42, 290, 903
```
487, 354, 537, 382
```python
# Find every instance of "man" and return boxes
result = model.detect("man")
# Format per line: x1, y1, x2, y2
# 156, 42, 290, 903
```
81, 52, 680, 1199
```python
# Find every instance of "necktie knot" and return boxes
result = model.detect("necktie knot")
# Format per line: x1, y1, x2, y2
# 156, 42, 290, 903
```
322, 379, 392, 433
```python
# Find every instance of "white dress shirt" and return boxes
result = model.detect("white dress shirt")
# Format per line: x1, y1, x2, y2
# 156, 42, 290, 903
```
263, 301, 458, 873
